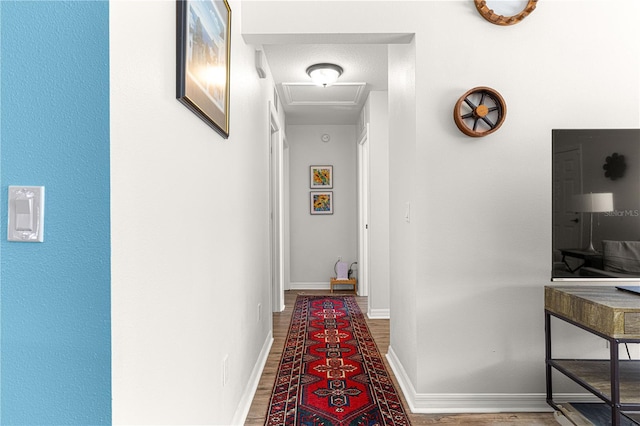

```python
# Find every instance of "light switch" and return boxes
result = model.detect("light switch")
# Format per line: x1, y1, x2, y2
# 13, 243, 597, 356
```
15, 198, 34, 231
8, 186, 44, 242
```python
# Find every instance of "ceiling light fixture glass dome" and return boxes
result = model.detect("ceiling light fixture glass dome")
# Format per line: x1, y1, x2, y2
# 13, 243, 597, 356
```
306, 63, 343, 87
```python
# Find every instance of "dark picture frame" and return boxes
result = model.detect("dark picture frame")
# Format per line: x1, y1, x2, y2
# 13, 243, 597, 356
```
310, 165, 333, 189
176, 0, 231, 138
310, 191, 333, 215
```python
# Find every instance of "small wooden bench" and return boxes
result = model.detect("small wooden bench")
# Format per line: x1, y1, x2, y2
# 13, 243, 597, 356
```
330, 277, 357, 294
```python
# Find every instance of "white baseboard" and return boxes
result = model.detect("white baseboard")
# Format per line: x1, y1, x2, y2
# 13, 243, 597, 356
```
232, 331, 273, 425
289, 281, 329, 290
386, 345, 597, 414
386, 345, 419, 411
367, 308, 390, 319
407, 393, 554, 413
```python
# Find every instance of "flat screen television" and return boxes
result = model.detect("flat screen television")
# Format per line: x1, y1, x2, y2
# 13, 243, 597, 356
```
552, 129, 640, 281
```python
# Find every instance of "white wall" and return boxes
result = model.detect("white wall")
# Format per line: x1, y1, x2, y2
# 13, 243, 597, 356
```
288, 125, 358, 287
411, 1, 639, 406
111, 1, 277, 423
243, 0, 640, 412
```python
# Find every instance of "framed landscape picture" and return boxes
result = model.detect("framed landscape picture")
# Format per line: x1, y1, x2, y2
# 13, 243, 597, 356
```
176, 0, 231, 138
310, 165, 333, 189
310, 192, 333, 215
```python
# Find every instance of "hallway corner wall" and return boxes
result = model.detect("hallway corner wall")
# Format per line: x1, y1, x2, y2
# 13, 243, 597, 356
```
387, 39, 418, 391
364, 91, 391, 316
111, 0, 275, 423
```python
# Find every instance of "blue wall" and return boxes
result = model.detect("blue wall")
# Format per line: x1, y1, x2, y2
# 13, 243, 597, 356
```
0, 1, 111, 424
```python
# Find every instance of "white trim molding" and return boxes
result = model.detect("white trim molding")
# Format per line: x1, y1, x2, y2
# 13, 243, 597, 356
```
233, 331, 273, 425
367, 308, 390, 319
386, 346, 598, 414
289, 281, 330, 291
386, 345, 418, 411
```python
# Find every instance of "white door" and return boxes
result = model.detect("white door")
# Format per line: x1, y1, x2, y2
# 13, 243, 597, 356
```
552, 146, 583, 251
357, 124, 370, 298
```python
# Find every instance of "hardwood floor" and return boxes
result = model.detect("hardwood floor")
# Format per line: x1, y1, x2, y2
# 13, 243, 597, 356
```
244, 291, 559, 425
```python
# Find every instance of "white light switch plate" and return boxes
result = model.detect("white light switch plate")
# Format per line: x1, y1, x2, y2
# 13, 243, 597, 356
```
8, 186, 44, 242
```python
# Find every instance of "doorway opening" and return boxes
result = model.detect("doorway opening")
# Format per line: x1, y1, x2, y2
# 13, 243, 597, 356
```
258, 34, 414, 320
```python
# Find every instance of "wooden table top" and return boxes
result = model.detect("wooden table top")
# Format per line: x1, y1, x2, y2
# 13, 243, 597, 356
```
545, 286, 640, 340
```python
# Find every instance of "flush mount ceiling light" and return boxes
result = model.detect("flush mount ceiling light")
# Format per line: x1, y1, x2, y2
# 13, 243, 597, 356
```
306, 63, 343, 87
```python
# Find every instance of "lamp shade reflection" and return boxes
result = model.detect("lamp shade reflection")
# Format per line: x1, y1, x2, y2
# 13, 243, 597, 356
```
572, 192, 614, 252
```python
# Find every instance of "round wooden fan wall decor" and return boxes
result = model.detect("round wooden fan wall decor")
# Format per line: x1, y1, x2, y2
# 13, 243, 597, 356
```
474, 0, 538, 26
453, 86, 507, 137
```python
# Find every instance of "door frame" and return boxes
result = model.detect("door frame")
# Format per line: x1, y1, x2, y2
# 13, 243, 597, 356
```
357, 124, 370, 299
552, 144, 583, 253
269, 101, 285, 312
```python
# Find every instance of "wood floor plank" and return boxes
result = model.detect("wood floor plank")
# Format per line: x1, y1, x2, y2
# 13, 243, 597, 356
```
244, 291, 559, 425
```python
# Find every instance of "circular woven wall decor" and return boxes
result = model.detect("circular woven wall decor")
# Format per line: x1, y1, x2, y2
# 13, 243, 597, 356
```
474, 0, 538, 26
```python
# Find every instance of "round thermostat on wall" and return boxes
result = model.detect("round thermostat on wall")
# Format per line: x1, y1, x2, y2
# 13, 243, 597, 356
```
321, 134, 331, 143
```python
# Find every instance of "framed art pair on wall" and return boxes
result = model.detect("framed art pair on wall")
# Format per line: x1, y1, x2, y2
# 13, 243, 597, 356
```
310, 165, 333, 215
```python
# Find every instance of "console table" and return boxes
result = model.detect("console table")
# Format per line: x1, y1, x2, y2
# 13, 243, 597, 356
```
545, 286, 640, 425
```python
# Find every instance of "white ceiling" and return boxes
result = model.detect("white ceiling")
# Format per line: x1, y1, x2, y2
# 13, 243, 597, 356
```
262, 44, 388, 125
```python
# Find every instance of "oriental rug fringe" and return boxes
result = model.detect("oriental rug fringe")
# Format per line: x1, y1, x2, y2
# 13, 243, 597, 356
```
265, 295, 411, 426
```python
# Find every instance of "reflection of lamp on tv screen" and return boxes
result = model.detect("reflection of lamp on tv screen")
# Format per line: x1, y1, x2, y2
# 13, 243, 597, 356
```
552, 129, 640, 280
572, 192, 613, 252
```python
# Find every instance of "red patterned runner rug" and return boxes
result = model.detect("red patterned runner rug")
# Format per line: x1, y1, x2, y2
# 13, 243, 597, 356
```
265, 295, 411, 426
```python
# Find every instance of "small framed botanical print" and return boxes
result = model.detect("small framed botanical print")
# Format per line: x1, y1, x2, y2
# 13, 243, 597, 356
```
310, 165, 333, 189
310, 191, 333, 215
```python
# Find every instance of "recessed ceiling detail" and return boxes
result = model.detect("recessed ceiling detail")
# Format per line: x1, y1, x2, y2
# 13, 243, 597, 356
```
281, 83, 366, 106
263, 43, 387, 124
